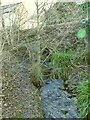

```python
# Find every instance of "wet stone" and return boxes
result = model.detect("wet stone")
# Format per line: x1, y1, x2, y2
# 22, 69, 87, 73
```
41, 80, 80, 118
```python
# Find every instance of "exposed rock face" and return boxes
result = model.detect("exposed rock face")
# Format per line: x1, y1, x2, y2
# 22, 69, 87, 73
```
41, 80, 79, 118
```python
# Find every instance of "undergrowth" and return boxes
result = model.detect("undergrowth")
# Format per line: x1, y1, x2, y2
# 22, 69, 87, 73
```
50, 51, 77, 80
77, 80, 89, 118
1, 1, 89, 118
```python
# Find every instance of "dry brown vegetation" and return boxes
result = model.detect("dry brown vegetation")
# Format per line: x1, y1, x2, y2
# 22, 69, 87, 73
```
0, 1, 89, 118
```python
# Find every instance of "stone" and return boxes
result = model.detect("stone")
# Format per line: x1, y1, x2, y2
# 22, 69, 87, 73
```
41, 80, 79, 118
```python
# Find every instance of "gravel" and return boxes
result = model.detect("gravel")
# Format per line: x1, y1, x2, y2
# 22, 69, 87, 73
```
41, 80, 80, 118
2, 59, 44, 118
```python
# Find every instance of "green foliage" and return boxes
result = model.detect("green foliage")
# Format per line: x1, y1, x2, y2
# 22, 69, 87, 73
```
15, 113, 24, 118
77, 28, 87, 39
77, 80, 89, 117
79, 2, 89, 19
50, 51, 77, 80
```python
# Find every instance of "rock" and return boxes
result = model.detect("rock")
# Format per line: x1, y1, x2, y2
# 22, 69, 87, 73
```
40, 80, 79, 118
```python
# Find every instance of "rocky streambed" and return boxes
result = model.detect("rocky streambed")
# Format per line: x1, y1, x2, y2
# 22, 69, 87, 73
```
40, 80, 80, 118
2, 59, 80, 118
